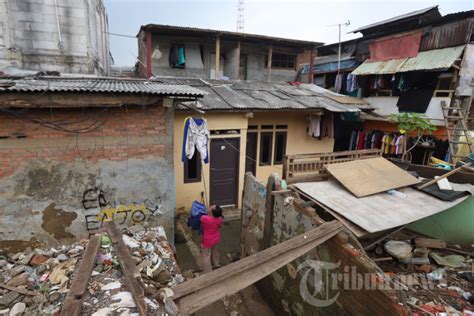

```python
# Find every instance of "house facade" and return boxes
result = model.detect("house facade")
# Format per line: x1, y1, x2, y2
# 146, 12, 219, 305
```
137, 24, 321, 81
158, 78, 370, 212
0, 76, 203, 251
298, 7, 474, 163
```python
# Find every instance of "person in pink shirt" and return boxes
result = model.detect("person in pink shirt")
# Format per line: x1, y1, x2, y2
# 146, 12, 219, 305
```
200, 205, 223, 273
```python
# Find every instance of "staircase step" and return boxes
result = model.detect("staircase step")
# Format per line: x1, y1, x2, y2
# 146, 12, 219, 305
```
451, 141, 472, 145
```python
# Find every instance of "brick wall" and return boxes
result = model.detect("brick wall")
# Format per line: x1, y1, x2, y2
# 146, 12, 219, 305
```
0, 105, 167, 178
0, 101, 175, 251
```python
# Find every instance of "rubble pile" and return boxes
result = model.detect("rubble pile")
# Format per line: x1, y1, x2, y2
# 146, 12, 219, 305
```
369, 235, 474, 315
0, 224, 184, 315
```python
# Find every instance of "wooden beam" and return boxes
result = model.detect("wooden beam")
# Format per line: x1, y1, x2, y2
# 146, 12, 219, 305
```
0, 92, 163, 108
60, 234, 102, 316
267, 45, 273, 82
308, 46, 315, 84
215, 34, 221, 79
172, 221, 343, 315
105, 221, 147, 316
146, 30, 152, 78
0, 283, 39, 296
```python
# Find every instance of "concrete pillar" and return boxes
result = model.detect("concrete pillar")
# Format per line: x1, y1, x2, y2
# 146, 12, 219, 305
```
215, 34, 221, 79
236, 40, 241, 80
146, 31, 152, 78
267, 45, 272, 82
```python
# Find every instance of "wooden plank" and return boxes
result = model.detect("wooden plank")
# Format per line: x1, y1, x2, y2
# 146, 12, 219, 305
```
294, 180, 467, 234
172, 220, 342, 300
325, 157, 420, 197
364, 226, 406, 250
294, 187, 367, 237
174, 221, 343, 315
415, 238, 447, 249
418, 163, 471, 189
0, 283, 39, 296
105, 221, 147, 316
60, 234, 101, 316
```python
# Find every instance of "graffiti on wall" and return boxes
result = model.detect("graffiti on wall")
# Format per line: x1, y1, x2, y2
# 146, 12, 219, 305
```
82, 188, 162, 231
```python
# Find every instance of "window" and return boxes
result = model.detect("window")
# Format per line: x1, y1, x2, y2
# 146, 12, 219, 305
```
169, 44, 185, 68
259, 132, 273, 166
184, 151, 201, 183
266, 53, 296, 69
273, 132, 287, 165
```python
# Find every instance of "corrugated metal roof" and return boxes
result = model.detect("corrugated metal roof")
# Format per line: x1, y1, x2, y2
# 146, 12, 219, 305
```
351, 6, 439, 33
420, 18, 474, 51
156, 78, 372, 112
352, 45, 465, 75
140, 24, 323, 47
0, 77, 205, 97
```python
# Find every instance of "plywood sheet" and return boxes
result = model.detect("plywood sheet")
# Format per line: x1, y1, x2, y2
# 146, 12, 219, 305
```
294, 180, 468, 233
326, 157, 420, 197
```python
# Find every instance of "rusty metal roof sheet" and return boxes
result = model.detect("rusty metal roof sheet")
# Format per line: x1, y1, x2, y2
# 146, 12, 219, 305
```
420, 18, 474, 51
157, 78, 372, 112
352, 45, 465, 75
0, 76, 205, 97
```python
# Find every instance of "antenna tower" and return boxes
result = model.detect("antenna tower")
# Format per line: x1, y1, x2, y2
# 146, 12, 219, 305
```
237, 0, 244, 32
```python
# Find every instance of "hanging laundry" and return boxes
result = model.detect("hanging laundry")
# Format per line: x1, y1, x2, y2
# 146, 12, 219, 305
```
320, 113, 334, 138
335, 74, 343, 94
308, 116, 321, 138
177, 47, 186, 66
395, 135, 405, 155
182, 117, 209, 163
357, 131, 366, 150
187, 200, 207, 234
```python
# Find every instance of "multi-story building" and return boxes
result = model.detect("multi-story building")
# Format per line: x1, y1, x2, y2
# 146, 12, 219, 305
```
0, 0, 110, 75
137, 24, 321, 81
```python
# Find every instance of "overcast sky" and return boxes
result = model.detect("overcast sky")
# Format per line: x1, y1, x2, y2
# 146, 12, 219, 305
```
104, 0, 473, 67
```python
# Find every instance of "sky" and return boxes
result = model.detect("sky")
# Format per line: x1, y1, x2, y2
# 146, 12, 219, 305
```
104, 0, 473, 66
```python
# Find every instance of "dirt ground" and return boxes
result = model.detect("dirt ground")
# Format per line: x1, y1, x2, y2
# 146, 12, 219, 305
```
175, 220, 275, 316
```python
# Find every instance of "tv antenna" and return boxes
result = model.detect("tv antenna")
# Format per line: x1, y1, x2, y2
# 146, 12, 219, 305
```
328, 20, 351, 74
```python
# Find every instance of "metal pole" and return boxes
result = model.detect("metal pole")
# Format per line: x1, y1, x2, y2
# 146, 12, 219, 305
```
337, 23, 341, 75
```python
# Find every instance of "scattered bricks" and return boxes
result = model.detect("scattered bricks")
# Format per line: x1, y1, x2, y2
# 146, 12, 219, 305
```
29, 255, 49, 266
416, 264, 432, 274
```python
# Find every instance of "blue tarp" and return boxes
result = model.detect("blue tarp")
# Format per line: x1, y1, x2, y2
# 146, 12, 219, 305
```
301, 59, 360, 74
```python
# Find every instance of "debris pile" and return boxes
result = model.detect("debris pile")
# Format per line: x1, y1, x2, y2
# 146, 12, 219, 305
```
0, 224, 184, 315
369, 235, 474, 315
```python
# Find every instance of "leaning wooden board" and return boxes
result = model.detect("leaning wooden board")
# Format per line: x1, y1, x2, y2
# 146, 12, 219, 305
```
325, 157, 420, 197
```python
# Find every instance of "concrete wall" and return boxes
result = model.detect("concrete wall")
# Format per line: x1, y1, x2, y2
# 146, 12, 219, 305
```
0, 103, 174, 252
173, 111, 334, 213
241, 173, 406, 315
0, 0, 110, 75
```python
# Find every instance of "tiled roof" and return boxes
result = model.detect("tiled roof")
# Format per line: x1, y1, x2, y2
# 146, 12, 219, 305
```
0, 76, 205, 97
157, 78, 372, 112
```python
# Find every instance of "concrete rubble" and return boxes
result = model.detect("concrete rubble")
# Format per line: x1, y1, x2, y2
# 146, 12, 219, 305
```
0, 224, 184, 315
370, 234, 474, 315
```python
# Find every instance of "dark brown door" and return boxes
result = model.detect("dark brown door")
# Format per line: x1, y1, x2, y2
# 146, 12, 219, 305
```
210, 138, 240, 206
245, 132, 257, 175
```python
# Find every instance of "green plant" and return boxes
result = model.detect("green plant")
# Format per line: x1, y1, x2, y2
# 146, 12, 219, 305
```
389, 113, 437, 161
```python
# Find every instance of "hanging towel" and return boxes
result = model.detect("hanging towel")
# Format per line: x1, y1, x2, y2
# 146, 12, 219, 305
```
308, 116, 321, 138
335, 74, 343, 93
182, 117, 209, 163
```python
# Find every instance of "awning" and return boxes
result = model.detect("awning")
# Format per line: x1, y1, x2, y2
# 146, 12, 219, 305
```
352, 45, 465, 75
300, 54, 360, 74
